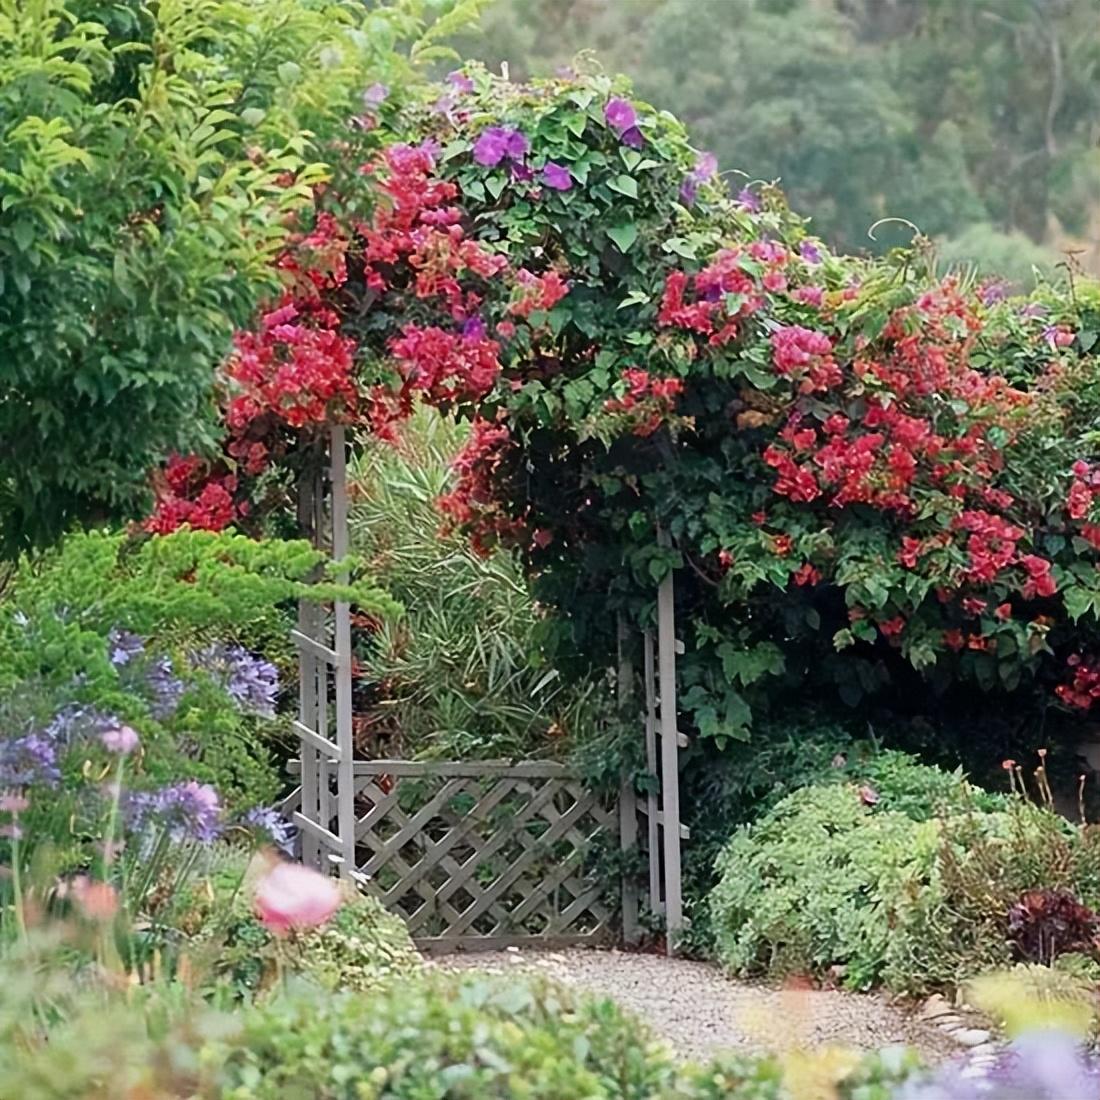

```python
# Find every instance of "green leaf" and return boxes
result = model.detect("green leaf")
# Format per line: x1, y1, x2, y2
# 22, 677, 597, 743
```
607, 223, 638, 253
607, 174, 638, 199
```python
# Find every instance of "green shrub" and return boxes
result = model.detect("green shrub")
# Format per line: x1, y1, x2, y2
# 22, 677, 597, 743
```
349, 406, 602, 761
710, 766, 1100, 993
186, 861, 420, 999
215, 973, 682, 1099
710, 784, 943, 990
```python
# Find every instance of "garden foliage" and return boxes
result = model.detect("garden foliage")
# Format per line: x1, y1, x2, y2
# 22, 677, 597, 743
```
0, 0, 478, 555
152, 64, 1100, 765
710, 763, 1100, 993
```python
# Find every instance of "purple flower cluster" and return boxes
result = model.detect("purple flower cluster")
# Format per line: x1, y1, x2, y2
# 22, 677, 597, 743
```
124, 780, 222, 844
604, 97, 644, 149
680, 150, 718, 205
191, 643, 279, 718
241, 805, 296, 854
472, 125, 529, 168
894, 1031, 1100, 1099
0, 704, 132, 788
0, 732, 59, 787
108, 629, 184, 720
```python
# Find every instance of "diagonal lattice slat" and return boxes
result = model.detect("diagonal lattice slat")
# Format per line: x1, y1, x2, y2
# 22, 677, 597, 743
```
343, 760, 616, 951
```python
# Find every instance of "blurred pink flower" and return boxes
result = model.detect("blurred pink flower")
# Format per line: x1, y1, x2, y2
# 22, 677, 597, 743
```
101, 725, 140, 755
254, 861, 341, 936
858, 784, 880, 806
0, 792, 28, 813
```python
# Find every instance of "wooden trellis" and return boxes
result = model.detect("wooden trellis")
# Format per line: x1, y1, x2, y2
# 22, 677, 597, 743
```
287, 427, 686, 953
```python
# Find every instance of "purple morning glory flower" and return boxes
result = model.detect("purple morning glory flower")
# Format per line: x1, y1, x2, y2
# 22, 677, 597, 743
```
679, 180, 698, 205
472, 126, 528, 168
124, 781, 222, 844
191, 643, 279, 718
736, 186, 761, 213
473, 126, 510, 167
510, 161, 535, 183
446, 70, 474, 94
542, 162, 572, 191
620, 125, 645, 149
462, 316, 486, 340
799, 240, 823, 265
504, 129, 529, 160
604, 97, 637, 133
362, 83, 388, 108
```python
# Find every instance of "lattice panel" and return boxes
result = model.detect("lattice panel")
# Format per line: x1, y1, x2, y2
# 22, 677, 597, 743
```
337, 761, 616, 951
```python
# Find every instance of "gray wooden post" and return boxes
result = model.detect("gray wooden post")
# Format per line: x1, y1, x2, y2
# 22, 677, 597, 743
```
290, 426, 357, 878
617, 615, 640, 945
656, 535, 684, 952
330, 425, 357, 875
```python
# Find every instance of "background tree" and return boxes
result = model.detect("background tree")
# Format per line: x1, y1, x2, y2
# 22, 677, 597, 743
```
0, 0, 455, 556
456, 0, 1100, 271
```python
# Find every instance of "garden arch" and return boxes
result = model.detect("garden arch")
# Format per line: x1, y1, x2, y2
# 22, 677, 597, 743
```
284, 427, 686, 952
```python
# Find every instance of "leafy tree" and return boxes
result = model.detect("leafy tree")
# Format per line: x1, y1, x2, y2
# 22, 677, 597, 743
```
0, 0, 447, 556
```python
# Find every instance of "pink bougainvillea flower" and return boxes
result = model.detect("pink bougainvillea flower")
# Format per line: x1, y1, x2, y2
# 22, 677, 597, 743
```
604, 97, 637, 132
101, 725, 140, 755
254, 861, 342, 936
542, 162, 572, 191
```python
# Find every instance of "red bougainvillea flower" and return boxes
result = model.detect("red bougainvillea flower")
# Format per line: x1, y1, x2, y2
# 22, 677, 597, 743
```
254, 860, 341, 936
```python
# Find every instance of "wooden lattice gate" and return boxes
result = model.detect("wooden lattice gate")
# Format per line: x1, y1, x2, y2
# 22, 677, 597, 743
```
286, 427, 685, 953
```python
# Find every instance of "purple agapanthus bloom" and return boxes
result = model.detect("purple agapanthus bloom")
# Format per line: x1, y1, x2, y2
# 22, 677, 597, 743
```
542, 162, 572, 191
800, 240, 823, 265
604, 97, 637, 133
124, 781, 222, 844
146, 656, 184, 720
241, 805, 296, 854
45, 704, 122, 748
737, 186, 761, 213
108, 628, 145, 667
0, 733, 60, 787
894, 1030, 1100, 1099
446, 70, 474, 94
362, 83, 388, 108
191, 644, 279, 718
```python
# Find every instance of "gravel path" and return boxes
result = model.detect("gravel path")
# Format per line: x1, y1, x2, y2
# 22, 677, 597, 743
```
433, 948, 958, 1064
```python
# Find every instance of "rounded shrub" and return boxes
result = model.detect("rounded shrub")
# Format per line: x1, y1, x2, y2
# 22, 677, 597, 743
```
215, 973, 682, 1099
